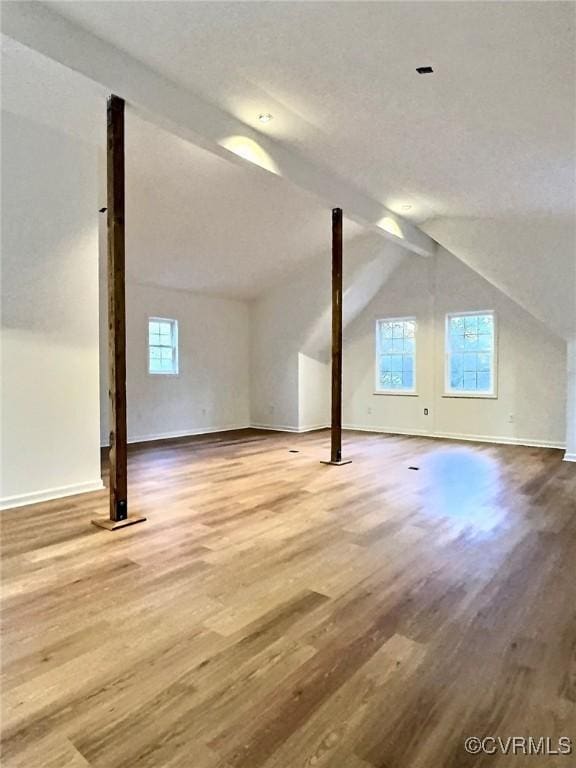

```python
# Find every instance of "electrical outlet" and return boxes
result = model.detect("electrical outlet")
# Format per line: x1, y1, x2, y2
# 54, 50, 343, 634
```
508, 414, 515, 423
424, 408, 429, 416
367, 407, 373, 415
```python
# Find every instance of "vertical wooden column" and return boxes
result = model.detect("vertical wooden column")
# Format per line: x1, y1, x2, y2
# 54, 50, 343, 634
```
93, 95, 146, 530
321, 208, 351, 466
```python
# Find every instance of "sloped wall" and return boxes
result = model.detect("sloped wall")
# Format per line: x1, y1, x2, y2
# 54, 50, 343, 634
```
250, 234, 567, 448
249, 233, 407, 430
423, 216, 576, 339
344, 248, 566, 447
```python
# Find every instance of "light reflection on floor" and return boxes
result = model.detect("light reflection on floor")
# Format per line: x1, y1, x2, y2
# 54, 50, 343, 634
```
419, 447, 507, 535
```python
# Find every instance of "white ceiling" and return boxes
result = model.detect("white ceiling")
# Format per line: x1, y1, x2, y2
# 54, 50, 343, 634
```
3, 2, 575, 322
1, 36, 364, 299
0, 35, 107, 146
47, 0, 575, 222
123, 115, 364, 298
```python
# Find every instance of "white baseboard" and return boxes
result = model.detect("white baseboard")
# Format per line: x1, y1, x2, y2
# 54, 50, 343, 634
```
251, 423, 329, 433
432, 431, 564, 450
99, 420, 565, 452
564, 452, 576, 462
342, 423, 564, 450
343, 424, 430, 437
0, 479, 105, 511
101, 423, 251, 447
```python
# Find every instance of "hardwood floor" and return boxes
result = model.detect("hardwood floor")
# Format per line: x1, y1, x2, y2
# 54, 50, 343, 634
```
1, 429, 575, 767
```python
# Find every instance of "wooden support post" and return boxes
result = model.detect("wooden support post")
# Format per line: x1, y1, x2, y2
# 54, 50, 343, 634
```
93, 95, 146, 530
321, 207, 351, 467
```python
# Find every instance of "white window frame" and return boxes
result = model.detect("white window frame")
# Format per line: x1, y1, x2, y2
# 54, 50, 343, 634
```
374, 316, 418, 396
444, 310, 497, 398
148, 317, 179, 376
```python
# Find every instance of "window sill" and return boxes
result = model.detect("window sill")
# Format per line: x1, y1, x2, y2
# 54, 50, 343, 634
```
148, 371, 180, 377
442, 392, 497, 399
374, 391, 418, 397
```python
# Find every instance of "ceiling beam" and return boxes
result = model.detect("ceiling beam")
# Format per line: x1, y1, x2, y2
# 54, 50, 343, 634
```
3, 1, 437, 257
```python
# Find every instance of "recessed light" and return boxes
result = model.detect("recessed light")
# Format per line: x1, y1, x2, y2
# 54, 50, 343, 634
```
401, 204, 413, 211
258, 113, 273, 124
416, 66, 434, 74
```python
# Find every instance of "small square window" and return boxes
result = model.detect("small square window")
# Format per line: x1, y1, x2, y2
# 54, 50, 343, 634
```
148, 317, 178, 375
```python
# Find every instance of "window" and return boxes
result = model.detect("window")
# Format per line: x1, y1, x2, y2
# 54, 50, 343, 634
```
375, 318, 416, 393
148, 318, 178, 375
445, 311, 496, 396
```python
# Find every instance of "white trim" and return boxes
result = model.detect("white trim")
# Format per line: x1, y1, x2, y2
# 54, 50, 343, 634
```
563, 452, 576, 462
432, 431, 564, 450
101, 423, 251, 447
442, 393, 498, 400
373, 391, 419, 397
251, 423, 329, 434
0, 479, 105, 511
342, 423, 564, 450
343, 424, 430, 437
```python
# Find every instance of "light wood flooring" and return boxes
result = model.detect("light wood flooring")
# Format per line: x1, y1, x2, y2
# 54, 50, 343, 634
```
1, 429, 575, 767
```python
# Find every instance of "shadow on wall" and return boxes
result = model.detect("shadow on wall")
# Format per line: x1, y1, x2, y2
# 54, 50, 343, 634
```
250, 228, 410, 430
297, 235, 408, 429
301, 234, 408, 361
1, 110, 99, 344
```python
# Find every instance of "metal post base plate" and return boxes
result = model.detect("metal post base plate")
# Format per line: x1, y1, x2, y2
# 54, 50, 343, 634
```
91, 515, 147, 531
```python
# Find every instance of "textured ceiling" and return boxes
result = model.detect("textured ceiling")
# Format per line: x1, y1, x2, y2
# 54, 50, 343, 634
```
3, 2, 575, 322
1, 37, 364, 299
47, 0, 576, 222
122, 115, 364, 299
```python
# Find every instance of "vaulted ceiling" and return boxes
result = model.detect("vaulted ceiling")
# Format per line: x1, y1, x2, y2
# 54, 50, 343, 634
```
2, 2, 575, 327
47, 0, 575, 221
1, 36, 365, 299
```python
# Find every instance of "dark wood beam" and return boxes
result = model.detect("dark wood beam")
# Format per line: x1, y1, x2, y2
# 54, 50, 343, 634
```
93, 95, 145, 530
321, 207, 351, 467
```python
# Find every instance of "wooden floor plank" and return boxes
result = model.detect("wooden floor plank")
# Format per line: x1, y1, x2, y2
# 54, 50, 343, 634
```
1, 429, 575, 767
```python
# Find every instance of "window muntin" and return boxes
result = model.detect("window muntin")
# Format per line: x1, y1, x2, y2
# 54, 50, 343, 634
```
148, 318, 178, 375
445, 312, 495, 395
375, 318, 416, 393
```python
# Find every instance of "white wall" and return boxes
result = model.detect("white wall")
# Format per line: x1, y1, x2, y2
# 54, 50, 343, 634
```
298, 353, 330, 431
343, 256, 433, 437
99, 279, 250, 444
343, 248, 567, 448
423, 216, 576, 340
251, 242, 567, 448
250, 232, 407, 431
2, 110, 568, 515
1, 110, 102, 508
249, 279, 303, 431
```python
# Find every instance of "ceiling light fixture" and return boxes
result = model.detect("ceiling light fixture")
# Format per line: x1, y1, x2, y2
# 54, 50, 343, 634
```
401, 204, 413, 211
258, 113, 273, 124
416, 66, 434, 74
